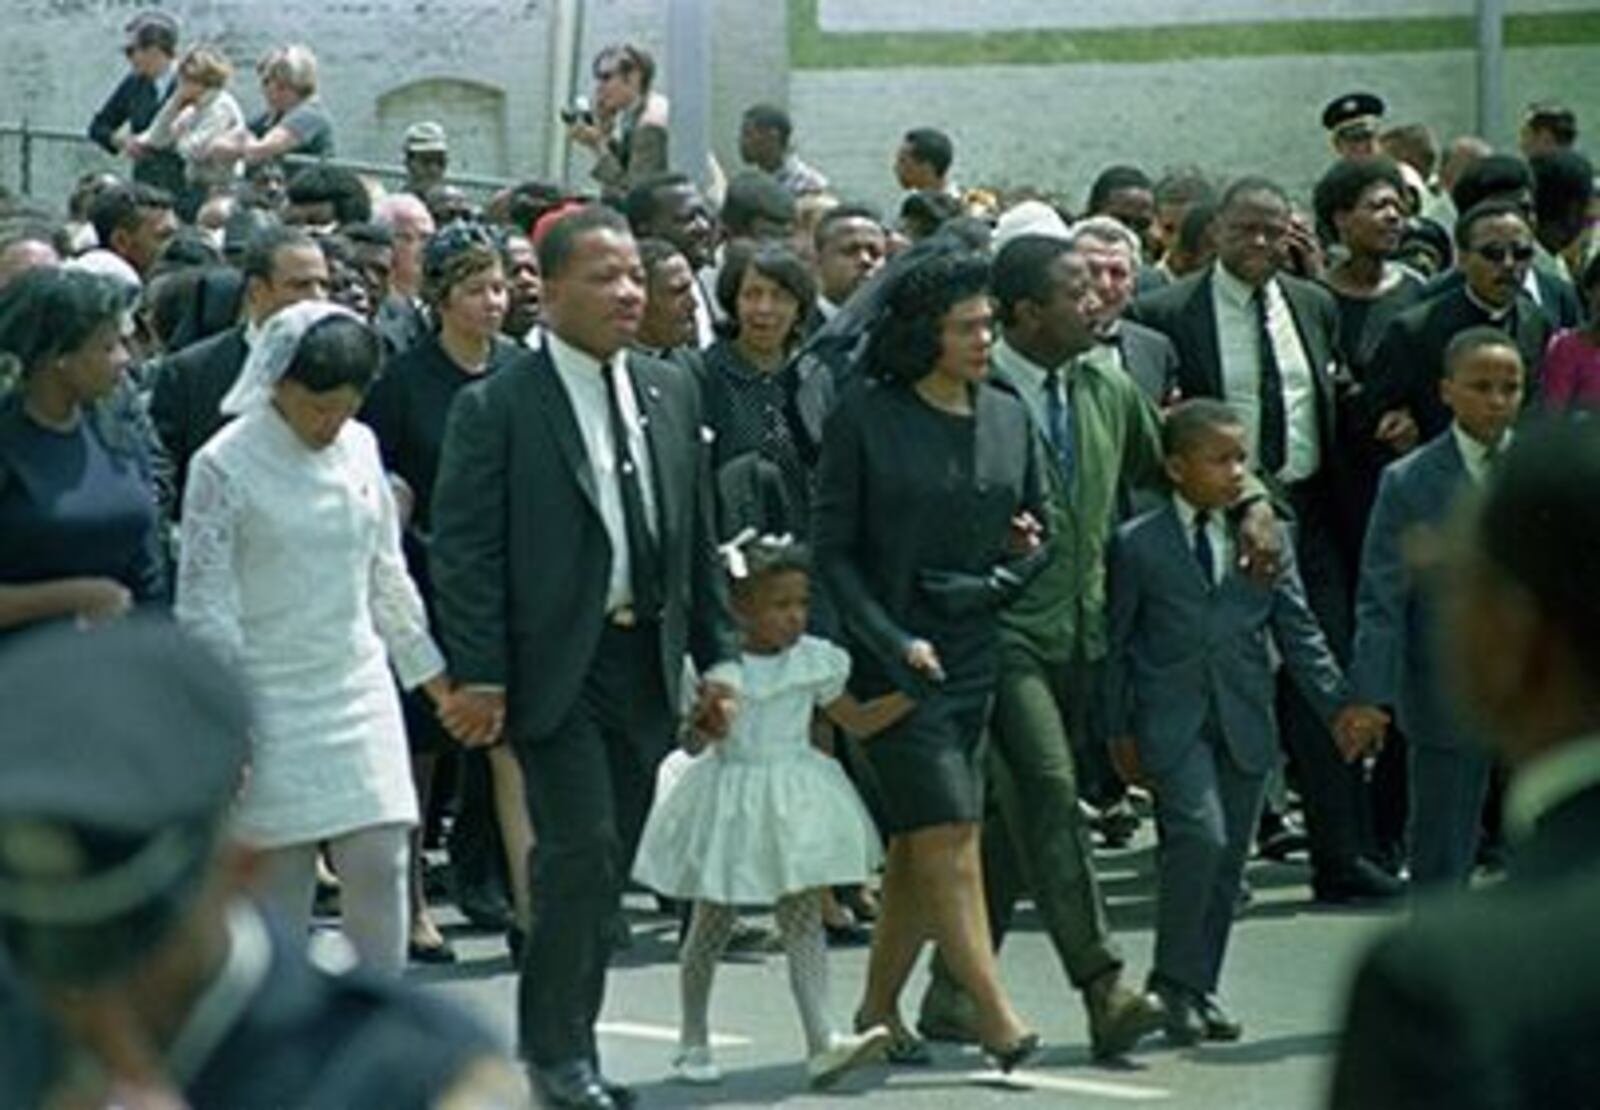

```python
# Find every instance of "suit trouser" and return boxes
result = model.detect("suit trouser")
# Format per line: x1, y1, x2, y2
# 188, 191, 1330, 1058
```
1150, 735, 1267, 995
925, 651, 1122, 1007
514, 622, 671, 1066
447, 748, 507, 902
1279, 480, 1372, 876
1407, 741, 1491, 889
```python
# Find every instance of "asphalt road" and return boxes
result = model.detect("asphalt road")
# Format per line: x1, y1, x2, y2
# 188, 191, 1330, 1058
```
401, 827, 1401, 1110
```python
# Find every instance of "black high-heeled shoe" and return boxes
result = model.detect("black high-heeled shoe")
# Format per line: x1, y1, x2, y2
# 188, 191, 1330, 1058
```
982, 1031, 1041, 1074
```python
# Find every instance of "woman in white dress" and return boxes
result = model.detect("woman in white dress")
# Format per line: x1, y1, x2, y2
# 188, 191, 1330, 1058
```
176, 301, 456, 973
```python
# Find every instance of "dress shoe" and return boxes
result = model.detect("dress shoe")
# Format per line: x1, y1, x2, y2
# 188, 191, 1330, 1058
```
856, 1011, 933, 1065
407, 937, 458, 965
807, 1026, 892, 1089
1256, 811, 1309, 861
599, 1077, 635, 1109
530, 1060, 616, 1109
823, 918, 873, 947
1312, 857, 1406, 904
1083, 970, 1165, 1060
1093, 798, 1140, 848
1151, 982, 1205, 1046
981, 1030, 1041, 1074
1195, 994, 1243, 1042
672, 1045, 722, 1085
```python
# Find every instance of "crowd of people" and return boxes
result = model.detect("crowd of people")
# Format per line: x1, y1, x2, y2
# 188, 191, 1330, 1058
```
0, 8, 1598, 1108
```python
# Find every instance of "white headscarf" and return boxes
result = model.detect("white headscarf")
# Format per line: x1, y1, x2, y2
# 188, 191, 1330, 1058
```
220, 300, 362, 416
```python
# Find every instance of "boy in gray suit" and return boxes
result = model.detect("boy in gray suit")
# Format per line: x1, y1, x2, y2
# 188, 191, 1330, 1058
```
1107, 400, 1385, 1043
1351, 327, 1525, 889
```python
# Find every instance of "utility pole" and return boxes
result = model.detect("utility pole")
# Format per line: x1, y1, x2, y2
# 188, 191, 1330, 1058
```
665, 0, 713, 192
1476, 0, 1506, 145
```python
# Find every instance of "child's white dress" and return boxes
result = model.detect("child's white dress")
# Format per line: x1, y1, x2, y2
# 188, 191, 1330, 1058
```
632, 635, 883, 904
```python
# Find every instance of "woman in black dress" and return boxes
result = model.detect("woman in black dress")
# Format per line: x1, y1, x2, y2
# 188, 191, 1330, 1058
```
701, 242, 815, 538
813, 246, 1043, 1068
361, 223, 535, 960
0, 268, 163, 641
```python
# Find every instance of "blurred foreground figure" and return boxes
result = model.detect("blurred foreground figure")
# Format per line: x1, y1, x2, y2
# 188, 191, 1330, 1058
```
0, 619, 526, 1109
1330, 419, 1600, 1109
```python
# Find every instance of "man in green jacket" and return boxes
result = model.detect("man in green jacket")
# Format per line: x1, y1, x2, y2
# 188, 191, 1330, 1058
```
918, 231, 1281, 1059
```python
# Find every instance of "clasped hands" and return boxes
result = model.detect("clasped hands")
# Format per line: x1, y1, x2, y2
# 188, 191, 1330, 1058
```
422, 677, 503, 748
1331, 704, 1390, 763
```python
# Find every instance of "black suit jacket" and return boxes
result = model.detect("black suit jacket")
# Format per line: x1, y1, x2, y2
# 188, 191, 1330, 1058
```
148, 326, 248, 512
1424, 266, 1584, 331
87, 71, 185, 193
430, 345, 739, 742
1108, 319, 1180, 403
1330, 781, 1600, 1110
1364, 287, 1552, 440
1128, 265, 1343, 462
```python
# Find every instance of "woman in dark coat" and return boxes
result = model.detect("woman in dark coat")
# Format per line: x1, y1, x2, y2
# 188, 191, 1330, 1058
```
813, 246, 1044, 1068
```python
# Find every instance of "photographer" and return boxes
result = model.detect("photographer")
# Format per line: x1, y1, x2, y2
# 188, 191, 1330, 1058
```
565, 43, 669, 198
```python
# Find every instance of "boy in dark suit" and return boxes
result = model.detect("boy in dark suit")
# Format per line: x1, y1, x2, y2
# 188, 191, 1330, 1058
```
1107, 400, 1386, 1042
1351, 327, 1524, 888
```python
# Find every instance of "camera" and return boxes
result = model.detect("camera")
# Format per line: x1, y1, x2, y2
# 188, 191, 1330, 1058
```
560, 97, 595, 127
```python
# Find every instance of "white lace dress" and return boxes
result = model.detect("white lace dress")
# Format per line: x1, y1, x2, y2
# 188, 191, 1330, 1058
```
176, 407, 443, 849
632, 635, 884, 904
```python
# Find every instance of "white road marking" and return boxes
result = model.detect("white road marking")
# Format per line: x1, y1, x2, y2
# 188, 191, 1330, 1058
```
597, 1020, 752, 1048
966, 1069, 1172, 1100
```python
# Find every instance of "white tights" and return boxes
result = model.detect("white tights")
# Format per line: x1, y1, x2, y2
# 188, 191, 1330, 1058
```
680, 890, 837, 1056
253, 823, 411, 975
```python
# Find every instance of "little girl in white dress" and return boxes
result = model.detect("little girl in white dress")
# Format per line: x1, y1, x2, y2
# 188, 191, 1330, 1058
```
632, 534, 912, 1089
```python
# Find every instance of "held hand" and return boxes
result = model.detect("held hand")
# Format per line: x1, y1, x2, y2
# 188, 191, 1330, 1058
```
1332, 705, 1390, 763
1374, 409, 1420, 454
441, 688, 506, 748
1007, 510, 1044, 555
691, 679, 740, 741
1109, 735, 1151, 791
1236, 501, 1285, 584
904, 639, 946, 684
69, 578, 134, 625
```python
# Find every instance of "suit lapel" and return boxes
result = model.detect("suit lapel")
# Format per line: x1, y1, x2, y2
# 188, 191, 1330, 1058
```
526, 348, 603, 522
1190, 272, 1225, 398
630, 355, 680, 556
1158, 505, 1214, 593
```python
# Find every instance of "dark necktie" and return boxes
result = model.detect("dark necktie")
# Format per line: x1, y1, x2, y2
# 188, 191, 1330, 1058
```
1252, 288, 1287, 474
1193, 509, 1216, 586
1043, 366, 1076, 490
600, 361, 661, 616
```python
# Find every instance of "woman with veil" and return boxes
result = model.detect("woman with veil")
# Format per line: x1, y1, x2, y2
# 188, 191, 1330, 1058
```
812, 241, 1045, 1069
175, 301, 465, 974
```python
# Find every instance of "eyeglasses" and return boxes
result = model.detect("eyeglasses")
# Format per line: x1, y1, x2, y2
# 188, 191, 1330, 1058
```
1472, 242, 1535, 265
594, 68, 620, 81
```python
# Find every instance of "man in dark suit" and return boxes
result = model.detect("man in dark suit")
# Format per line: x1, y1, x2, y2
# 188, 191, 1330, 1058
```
148, 225, 330, 509
0, 619, 522, 1108
431, 204, 740, 1110
86, 11, 185, 195
1330, 419, 1600, 1110
1072, 215, 1181, 404
1129, 176, 1398, 903
1366, 201, 1552, 447
1351, 328, 1524, 889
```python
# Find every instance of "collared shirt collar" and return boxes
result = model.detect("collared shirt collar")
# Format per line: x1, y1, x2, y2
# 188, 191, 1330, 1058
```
1463, 283, 1514, 322
546, 327, 621, 379
243, 319, 264, 350
1213, 261, 1268, 309
1172, 492, 1214, 532
817, 296, 840, 322
1451, 421, 1511, 483
1505, 732, 1600, 843
992, 336, 1054, 390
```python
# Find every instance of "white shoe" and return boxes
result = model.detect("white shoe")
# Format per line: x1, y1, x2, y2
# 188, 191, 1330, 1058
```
672, 1045, 722, 1085
807, 1026, 893, 1089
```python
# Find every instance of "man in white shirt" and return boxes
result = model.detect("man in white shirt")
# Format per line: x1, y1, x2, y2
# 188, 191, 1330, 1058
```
431, 205, 740, 1110
1130, 176, 1401, 905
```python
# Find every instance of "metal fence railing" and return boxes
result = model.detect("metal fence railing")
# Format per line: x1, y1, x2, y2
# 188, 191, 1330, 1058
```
0, 121, 514, 211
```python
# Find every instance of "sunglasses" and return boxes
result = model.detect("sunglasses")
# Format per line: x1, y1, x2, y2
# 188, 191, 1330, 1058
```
1472, 242, 1535, 265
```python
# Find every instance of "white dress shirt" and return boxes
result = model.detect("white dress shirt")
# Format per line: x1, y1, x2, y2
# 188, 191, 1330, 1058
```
547, 330, 661, 613
1174, 494, 1233, 587
1451, 422, 1511, 486
1212, 264, 1320, 483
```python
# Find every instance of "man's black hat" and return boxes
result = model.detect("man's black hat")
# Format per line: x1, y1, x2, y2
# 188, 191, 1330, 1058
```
1323, 91, 1387, 136
0, 619, 251, 985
